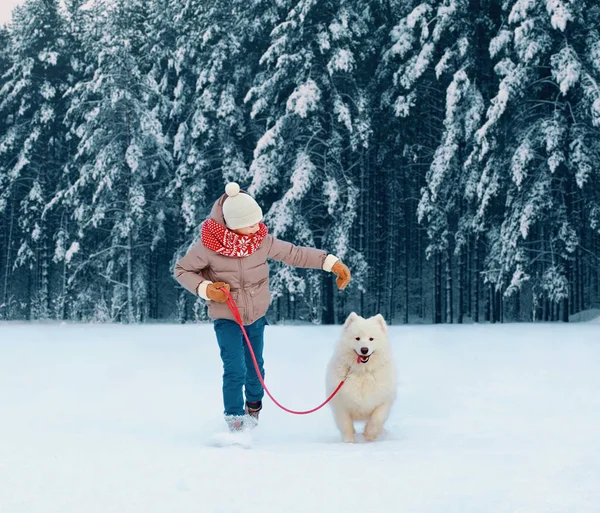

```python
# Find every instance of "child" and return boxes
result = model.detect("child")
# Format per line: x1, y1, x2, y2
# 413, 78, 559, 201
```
174, 182, 351, 432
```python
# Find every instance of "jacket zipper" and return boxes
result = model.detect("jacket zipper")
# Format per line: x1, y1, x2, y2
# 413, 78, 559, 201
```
238, 257, 246, 325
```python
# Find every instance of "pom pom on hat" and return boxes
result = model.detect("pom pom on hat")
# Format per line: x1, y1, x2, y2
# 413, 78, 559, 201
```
222, 182, 263, 230
225, 182, 240, 197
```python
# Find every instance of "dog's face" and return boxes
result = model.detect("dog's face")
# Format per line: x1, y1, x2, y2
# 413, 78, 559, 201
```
340, 312, 389, 366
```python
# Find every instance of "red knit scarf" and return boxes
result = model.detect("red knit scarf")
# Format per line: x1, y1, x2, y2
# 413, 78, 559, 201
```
201, 218, 268, 257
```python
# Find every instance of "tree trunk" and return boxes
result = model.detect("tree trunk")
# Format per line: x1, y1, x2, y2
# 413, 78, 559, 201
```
39, 224, 50, 319
148, 246, 158, 320
474, 238, 480, 323
127, 232, 134, 324
359, 152, 366, 316
569, 256, 576, 315
403, 228, 409, 324
466, 235, 472, 319
578, 247, 584, 312
402, 168, 409, 324
560, 297, 569, 322
445, 246, 453, 323
61, 257, 68, 320
434, 252, 442, 324
59, 220, 68, 321
322, 274, 335, 324
596, 232, 600, 303
386, 176, 397, 322
458, 246, 464, 324
26, 271, 32, 321
2, 199, 15, 309
485, 283, 491, 322
418, 224, 424, 320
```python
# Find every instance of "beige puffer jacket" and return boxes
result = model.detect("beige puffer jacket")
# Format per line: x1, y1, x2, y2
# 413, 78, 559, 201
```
174, 192, 339, 325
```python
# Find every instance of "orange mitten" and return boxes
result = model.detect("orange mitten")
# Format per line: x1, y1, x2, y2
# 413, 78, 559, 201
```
332, 261, 351, 290
206, 282, 231, 302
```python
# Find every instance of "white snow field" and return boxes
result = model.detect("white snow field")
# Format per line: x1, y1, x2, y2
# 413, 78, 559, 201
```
0, 321, 599, 513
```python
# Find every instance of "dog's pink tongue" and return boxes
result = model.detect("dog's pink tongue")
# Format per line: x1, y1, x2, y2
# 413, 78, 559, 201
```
357, 354, 361, 364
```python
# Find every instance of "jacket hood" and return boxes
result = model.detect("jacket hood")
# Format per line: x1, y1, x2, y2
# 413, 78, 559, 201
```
209, 193, 228, 226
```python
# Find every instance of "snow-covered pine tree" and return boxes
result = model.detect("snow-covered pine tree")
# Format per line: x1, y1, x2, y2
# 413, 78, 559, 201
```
245, 0, 375, 323
147, 0, 206, 322
379, 0, 493, 323
469, 0, 600, 321
44, 0, 95, 320
132, 0, 184, 321
61, 0, 171, 322
0, 0, 70, 319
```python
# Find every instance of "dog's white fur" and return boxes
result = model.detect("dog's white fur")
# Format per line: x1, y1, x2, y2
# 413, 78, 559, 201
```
326, 312, 396, 443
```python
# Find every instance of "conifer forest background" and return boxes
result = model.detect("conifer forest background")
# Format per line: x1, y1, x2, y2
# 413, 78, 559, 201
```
1, 0, 599, 325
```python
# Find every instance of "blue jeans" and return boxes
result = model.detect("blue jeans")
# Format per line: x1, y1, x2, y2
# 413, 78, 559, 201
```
213, 316, 267, 416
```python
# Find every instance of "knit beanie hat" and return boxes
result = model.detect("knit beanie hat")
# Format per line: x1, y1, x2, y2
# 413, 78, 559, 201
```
222, 182, 263, 230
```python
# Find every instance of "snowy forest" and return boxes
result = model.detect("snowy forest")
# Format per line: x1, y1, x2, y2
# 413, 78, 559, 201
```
1, 0, 599, 325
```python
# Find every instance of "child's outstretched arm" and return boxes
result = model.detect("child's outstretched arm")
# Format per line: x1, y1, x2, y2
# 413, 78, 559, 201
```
265, 234, 351, 290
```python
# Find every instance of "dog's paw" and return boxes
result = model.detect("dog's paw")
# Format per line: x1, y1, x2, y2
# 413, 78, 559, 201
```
363, 429, 379, 442
343, 435, 356, 443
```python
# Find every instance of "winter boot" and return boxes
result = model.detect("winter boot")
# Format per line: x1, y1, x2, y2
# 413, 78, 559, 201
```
245, 400, 262, 425
224, 414, 245, 433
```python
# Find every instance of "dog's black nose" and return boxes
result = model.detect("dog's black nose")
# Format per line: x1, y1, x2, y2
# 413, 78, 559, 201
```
360, 347, 369, 355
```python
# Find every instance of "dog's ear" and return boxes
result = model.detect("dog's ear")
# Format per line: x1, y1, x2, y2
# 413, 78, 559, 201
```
344, 312, 360, 329
373, 314, 388, 335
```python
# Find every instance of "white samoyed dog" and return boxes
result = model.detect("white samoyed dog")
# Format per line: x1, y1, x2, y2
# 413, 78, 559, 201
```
326, 312, 396, 443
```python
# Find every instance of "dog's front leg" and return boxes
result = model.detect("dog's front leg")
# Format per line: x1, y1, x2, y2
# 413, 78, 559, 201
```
363, 402, 392, 441
333, 408, 355, 443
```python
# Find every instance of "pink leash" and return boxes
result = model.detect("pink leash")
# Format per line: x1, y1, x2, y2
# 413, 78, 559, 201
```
222, 288, 345, 415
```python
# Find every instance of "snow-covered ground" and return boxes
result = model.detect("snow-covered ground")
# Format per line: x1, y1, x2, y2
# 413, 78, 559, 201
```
0, 321, 599, 513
